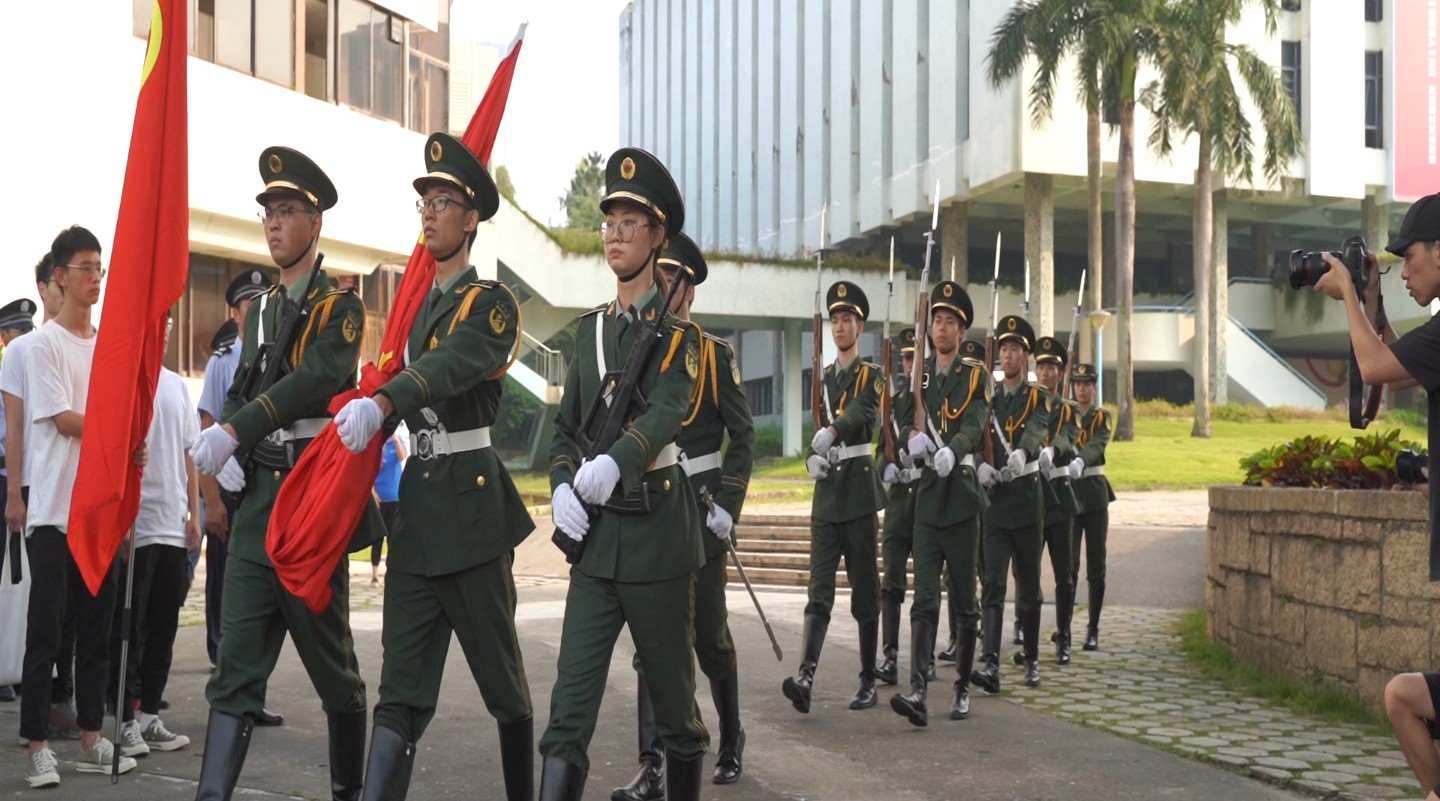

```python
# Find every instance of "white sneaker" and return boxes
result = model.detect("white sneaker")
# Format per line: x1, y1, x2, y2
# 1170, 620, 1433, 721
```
75, 736, 136, 775
141, 717, 190, 751
118, 720, 150, 758
26, 746, 60, 788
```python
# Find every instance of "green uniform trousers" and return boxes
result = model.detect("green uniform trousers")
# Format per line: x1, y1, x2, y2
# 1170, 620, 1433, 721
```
981, 518, 1044, 612
206, 554, 365, 718
539, 570, 708, 771
374, 553, 532, 742
911, 517, 980, 630
805, 515, 880, 624
880, 486, 917, 597
1043, 518, 1074, 596
1071, 507, 1109, 586
633, 547, 736, 682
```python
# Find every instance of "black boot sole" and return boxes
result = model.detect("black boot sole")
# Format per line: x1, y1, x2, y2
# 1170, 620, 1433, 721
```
781, 679, 811, 714
971, 671, 1000, 695
889, 694, 927, 727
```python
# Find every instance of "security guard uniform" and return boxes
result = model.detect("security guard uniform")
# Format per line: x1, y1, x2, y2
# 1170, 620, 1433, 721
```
971, 315, 1049, 695
876, 327, 918, 687
617, 235, 755, 798
539, 148, 708, 801
889, 282, 988, 727
358, 134, 535, 801
200, 147, 378, 801
1068, 363, 1116, 651
781, 281, 886, 714
1035, 336, 1081, 666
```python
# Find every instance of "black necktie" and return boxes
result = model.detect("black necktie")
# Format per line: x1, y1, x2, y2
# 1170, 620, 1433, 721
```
426, 286, 443, 316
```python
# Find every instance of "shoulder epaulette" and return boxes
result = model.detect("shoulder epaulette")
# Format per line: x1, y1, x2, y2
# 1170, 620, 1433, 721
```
671, 318, 696, 331
212, 342, 234, 358
470, 278, 504, 290
578, 304, 606, 320
701, 330, 731, 346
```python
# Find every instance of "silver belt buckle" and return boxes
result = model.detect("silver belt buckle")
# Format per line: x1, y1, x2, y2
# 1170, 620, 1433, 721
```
415, 429, 437, 461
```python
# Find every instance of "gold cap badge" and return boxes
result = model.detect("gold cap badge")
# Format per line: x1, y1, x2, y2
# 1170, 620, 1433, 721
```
1007, 318, 1017, 331
620, 157, 636, 180
837, 283, 848, 298
429, 139, 443, 162
267, 153, 283, 173
943, 284, 953, 297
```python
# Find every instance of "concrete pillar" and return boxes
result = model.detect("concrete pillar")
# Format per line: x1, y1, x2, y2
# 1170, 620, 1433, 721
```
1252, 223, 1274, 278
940, 201, 969, 285
1210, 190, 1229, 405
1362, 192, 1389, 255
783, 317, 803, 457
1024, 173, 1055, 336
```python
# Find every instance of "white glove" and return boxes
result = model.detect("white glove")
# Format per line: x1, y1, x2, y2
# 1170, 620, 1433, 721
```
978, 463, 1000, 490
217, 457, 246, 493
706, 504, 734, 539
882, 463, 900, 485
1039, 446, 1055, 473
573, 454, 622, 505
335, 397, 385, 454
1007, 448, 1027, 476
191, 424, 239, 476
551, 484, 589, 540
934, 447, 956, 477
810, 426, 836, 456
898, 447, 915, 468
1069, 456, 1084, 480
806, 454, 831, 480
907, 432, 937, 462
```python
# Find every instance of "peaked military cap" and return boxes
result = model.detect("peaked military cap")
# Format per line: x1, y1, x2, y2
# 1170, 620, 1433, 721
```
1072, 363, 1098, 383
1035, 335, 1067, 366
0, 298, 36, 332
929, 280, 973, 326
210, 318, 239, 352
226, 269, 273, 308
415, 132, 500, 223
996, 314, 1035, 352
959, 338, 986, 368
256, 146, 338, 211
895, 326, 916, 355
826, 280, 869, 321
657, 232, 707, 286
600, 147, 685, 240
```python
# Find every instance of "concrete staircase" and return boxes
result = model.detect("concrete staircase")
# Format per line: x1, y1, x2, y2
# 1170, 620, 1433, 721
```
726, 513, 911, 589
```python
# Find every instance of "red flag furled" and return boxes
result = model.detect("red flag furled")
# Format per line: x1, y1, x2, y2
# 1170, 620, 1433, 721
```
267, 23, 527, 612
69, 0, 190, 594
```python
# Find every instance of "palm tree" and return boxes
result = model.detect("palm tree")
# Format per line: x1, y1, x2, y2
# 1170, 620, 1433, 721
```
1142, 0, 1300, 437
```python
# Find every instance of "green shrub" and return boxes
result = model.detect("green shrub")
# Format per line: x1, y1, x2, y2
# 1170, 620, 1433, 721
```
1239, 428, 1422, 489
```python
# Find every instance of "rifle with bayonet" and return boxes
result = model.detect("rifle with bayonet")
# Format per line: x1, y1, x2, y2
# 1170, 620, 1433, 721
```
698, 486, 783, 661
811, 201, 830, 432
1062, 269, 1087, 401
911, 181, 940, 439
983, 234, 1001, 468
880, 236, 897, 465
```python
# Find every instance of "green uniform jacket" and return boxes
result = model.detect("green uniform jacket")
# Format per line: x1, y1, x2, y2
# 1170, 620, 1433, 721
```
812, 358, 886, 524
909, 356, 988, 527
549, 291, 704, 582
1074, 403, 1117, 512
376, 268, 535, 577
877, 381, 917, 530
1043, 395, 1082, 524
224, 272, 381, 562
984, 380, 1051, 529
678, 332, 755, 559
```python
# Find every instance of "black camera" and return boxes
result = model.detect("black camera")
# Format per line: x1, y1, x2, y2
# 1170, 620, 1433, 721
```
1288, 235, 1369, 292
1397, 448, 1428, 485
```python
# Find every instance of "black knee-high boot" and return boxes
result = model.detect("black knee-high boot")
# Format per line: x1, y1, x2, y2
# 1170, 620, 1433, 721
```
952, 627, 977, 720
781, 615, 828, 714
359, 725, 414, 801
1085, 579, 1106, 650
612, 677, 664, 801
195, 709, 253, 801
877, 591, 901, 685
970, 607, 1003, 695
710, 669, 745, 784
889, 616, 933, 727
849, 618, 879, 709
497, 717, 534, 801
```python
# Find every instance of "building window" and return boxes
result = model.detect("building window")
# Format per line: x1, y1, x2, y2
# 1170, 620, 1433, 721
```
407, 3, 449, 134
1281, 41, 1302, 123
1281, 1, 1301, 10
145, 0, 295, 86
744, 377, 774, 417
1365, 50, 1383, 149
800, 368, 812, 412
338, 0, 404, 123
1364, 0, 1383, 22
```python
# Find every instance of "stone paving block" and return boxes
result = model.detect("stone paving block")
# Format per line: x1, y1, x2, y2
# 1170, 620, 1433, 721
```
1290, 778, 1342, 796
1147, 727, 1194, 738
1142, 734, 1176, 745
1218, 747, 1271, 758
1312, 743, 1367, 757
1249, 765, 1295, 783
1211, 754, 1254, 768
1255, 756, 1316, 770
1323, 762, 1382, 776
1181, 736, 1231, 748
1337, 784, 1408, 798
1283, 750, 1342, 763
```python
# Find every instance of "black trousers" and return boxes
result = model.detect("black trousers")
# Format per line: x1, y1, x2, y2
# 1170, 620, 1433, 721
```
205, 490, 238, 666
111, 544, 189, 719
20, 526, 118, 740
373, 501, 398, 567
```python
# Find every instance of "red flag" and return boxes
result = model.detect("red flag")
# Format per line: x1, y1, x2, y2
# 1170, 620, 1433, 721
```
68, 0, 189, 595
267, 23, 527, 612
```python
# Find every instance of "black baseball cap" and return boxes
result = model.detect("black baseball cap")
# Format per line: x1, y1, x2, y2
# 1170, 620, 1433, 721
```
1385, 193, 1440, 257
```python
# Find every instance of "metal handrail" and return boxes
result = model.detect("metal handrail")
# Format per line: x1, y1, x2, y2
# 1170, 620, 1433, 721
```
1124, 304, 1324, 397
520, 330, 566, 389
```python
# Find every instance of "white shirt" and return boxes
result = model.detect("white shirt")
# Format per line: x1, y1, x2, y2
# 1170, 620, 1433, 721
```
0, 332, 37, 485
25, 320, 95, 533
135, 369, 197, 548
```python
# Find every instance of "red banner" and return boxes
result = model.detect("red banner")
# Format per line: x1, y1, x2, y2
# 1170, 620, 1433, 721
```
1393, 0, 1440, 201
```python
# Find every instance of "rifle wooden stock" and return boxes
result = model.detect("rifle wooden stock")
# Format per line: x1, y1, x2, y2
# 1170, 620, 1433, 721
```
881, 339, 896, 463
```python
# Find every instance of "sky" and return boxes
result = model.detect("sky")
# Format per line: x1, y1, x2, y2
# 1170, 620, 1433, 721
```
453, 0, 633, 226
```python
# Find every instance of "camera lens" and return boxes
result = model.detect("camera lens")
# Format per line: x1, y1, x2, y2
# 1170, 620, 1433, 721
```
1397, 448, 1428, 484
1287, 250, 1328, 289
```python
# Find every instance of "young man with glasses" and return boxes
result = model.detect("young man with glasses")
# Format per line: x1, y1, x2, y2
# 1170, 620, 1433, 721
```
188, 147, 378, 801
333, 133, 535, 801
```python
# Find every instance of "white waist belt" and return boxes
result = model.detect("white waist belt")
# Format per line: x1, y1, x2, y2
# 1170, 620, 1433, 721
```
648, 442, 681, 472
1082, 465, 1106, 477
833, 443, 872, 461
960, 454, 976, 468
1048, 467, 1071, 480
1018, 459, 1041, 477
681, 450, 721, 476
411, 426, 492, 460
272, 417, 328, 442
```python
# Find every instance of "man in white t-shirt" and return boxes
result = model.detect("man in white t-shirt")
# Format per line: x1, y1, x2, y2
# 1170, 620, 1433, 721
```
20, 226, 145, 789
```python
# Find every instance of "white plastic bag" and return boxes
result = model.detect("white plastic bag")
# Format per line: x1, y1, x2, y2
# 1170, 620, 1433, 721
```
0, 530, 29, 685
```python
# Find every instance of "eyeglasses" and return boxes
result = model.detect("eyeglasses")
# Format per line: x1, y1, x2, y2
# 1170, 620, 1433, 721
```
63, 262, 106, 279
416, 196, 469, 214
256, 204, 313, 224
599, 220, 652, 243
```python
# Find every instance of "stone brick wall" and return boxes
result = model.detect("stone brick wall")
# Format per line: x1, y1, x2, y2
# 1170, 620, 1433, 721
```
1208, 486, 1431, 714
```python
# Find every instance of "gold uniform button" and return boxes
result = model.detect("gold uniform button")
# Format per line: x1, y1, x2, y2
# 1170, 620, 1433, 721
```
273, 471, 281, 480
476, 475, 486, 488
663, 479, 672, 492
423, 471, 430, 480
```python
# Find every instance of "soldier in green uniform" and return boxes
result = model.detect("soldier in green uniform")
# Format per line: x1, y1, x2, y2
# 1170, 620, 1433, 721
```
612, 233, 755, 800
1032, 336, 1081, 666
875, 327, 918, 688
889, 281, 988, 726
782, 281, 887, 714
189, 147, 377, 801
937, 338, 989, 665
969, 315, 1050, 694
540, 148, 709, 801
1067, 364, 1116, 651
330, 134, 535, 801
